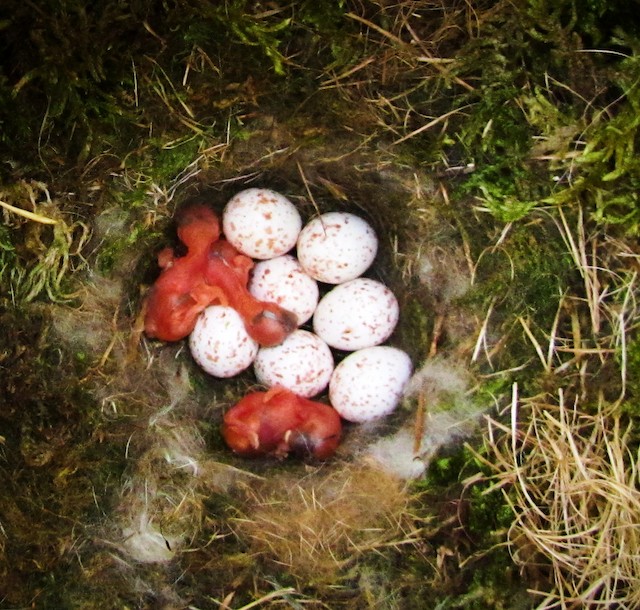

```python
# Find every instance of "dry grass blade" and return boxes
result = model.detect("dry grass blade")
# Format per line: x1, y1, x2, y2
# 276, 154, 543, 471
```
0, 199, 58, 224
518, 317, 551, 374
215, 587, 299, 610
392, 105, 473, 146
554, 206, 602, 335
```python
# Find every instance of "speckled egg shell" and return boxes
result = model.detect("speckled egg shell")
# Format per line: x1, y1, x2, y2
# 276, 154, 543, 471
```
313, 278, 399, 351
296, 212, 378, 284
254, 330, 334, 398
329, 346, 412, 423
189, 306, 259, 378
222, 188, 302, 260
248, 255, 319, 325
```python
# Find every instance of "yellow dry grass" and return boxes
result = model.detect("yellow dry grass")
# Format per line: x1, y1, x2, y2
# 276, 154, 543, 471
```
485, 388, 640, 609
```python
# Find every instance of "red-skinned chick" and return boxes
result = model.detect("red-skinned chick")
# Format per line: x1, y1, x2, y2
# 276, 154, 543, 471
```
144, 204, 225, 342
222, 386, 342, 460
143, 204, 297, 346
204, 249, 297, 347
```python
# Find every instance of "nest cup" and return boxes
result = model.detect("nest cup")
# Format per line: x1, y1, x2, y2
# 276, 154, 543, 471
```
114, 156, 468, 590
159, 160, 434, 432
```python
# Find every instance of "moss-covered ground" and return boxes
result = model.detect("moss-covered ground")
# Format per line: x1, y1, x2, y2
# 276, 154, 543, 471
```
1, 1, 640, 608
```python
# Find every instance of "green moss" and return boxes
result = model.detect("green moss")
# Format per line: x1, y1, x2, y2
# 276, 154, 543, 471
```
473, 233, 560, 307
147, 137, 202, 183
427, 1, 640, 236
466, 485, 513, 539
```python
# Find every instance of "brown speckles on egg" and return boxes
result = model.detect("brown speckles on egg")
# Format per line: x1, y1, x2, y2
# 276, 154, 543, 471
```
254, 330, 334, 397
189, 306, 258, 378
313, 278, 399, 351
222, 188, 302, 259
256, 192, 275, 205
249, 255, 319, 325
297, 212, 378, 284
329, 346, 412, 423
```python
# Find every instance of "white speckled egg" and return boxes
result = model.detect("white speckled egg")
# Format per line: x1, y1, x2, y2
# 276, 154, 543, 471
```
313, 278, 399, 351
189, 306, 259, 378
254, 330, 334, 397
248, 255, 319, 325
297, 212, 378, 284
329, 346, 412, 423
222, 188, 302, 259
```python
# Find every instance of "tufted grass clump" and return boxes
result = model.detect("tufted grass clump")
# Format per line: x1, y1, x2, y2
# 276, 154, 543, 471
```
486, 390, 640, 608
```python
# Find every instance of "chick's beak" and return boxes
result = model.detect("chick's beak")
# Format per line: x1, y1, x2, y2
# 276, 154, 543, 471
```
249, 306, 298, 347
